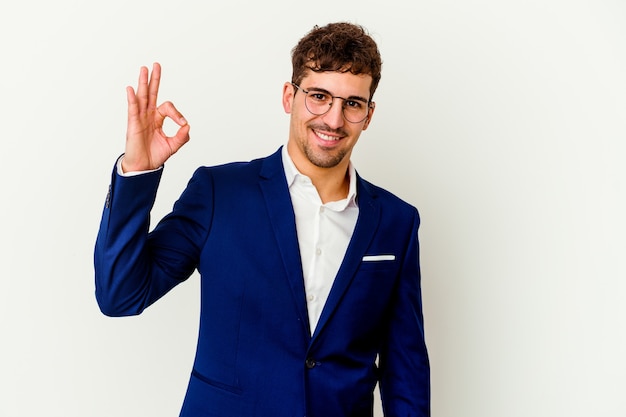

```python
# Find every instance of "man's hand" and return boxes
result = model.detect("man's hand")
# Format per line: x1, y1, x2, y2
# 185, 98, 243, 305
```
122, 62, 190, 172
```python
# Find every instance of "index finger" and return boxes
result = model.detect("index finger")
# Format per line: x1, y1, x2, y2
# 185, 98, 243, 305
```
147, 62, 162, 109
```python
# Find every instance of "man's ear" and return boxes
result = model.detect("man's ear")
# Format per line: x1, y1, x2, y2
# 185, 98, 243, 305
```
362, 102, 375, 130
282, 82, 295, 114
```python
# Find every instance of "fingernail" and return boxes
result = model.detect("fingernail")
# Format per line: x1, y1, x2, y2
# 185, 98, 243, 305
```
180, 117, 187, 125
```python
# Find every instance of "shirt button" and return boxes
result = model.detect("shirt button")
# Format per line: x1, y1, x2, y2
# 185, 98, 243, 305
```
305, 358, 317, 369
316, 248, 322, 256
319, 206, 325, 213
307, 294, 315, 302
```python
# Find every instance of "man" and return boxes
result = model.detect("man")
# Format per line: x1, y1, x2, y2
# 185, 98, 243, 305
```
95, 22, 430, 417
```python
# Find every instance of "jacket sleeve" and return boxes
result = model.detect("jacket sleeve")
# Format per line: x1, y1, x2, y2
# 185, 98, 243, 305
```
94, 164, 213, 316
379, 208, 431, 416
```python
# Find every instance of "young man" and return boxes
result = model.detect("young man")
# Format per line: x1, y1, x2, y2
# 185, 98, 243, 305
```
95, 22, 430, 417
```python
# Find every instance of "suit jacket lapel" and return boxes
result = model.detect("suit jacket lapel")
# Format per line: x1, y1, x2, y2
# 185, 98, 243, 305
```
259, 149, 312, 339
311, 175, 380, 341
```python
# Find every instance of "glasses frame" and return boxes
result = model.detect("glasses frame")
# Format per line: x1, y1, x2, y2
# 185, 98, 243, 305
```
291, 83, 373, 124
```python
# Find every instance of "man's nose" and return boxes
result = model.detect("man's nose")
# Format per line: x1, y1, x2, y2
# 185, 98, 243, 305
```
321, 99, 345, 128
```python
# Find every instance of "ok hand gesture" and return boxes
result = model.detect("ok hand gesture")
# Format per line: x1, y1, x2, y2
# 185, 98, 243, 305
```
122, 63, 190, 172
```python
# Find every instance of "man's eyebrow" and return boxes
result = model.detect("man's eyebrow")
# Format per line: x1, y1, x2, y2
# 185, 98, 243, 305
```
305, 86, 369, 102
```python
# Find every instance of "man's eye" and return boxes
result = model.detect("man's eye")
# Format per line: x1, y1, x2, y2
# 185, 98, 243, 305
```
345, 100, 363, 109
310, 93, 329, 101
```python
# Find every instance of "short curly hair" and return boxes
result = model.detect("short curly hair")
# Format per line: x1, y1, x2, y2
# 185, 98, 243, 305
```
291, 22, 382, 99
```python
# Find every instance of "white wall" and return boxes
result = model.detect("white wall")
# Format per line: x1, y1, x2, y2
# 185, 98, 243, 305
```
1, 1, 624, 416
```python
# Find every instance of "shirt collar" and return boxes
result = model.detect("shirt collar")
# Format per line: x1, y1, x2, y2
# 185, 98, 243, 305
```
281, 146, 358, 208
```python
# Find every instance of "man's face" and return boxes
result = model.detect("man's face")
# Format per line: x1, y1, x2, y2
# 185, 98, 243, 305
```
283, 70, 375, 174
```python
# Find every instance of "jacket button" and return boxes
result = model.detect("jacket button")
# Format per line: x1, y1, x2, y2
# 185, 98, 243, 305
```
305, 358, 316, 369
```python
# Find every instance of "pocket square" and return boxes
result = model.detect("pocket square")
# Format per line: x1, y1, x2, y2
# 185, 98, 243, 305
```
362, 255, 396, 262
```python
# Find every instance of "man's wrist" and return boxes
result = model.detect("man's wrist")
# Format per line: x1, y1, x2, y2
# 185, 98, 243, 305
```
116, 155, 162, 177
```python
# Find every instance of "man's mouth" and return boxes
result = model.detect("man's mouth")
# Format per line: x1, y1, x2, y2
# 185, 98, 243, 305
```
314, 130, 342, 142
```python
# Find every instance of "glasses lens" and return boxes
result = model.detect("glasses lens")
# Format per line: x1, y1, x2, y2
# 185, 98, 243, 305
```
303, 89, 369, 123
342, 99, 369, 123
305, 92, 332, 115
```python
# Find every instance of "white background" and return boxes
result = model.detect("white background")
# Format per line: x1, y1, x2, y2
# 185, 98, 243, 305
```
1, 1, 624, 416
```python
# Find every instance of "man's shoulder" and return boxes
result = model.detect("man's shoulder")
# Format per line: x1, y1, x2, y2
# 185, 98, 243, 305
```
357, 176, 416, 210
190, 148, 282, 183
356, 175, 420, 229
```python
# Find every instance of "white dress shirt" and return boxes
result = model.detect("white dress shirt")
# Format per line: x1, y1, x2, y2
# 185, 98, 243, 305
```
281, 147, 359, 334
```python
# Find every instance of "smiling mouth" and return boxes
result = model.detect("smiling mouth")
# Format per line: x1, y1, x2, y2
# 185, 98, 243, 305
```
314, 130, 342, 142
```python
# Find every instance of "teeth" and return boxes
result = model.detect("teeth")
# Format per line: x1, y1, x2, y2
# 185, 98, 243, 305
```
316, 131, 340, 141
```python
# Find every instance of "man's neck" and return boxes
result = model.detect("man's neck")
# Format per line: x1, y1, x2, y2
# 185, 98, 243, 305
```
309, 167, 350, 204
286, 145, 351, 204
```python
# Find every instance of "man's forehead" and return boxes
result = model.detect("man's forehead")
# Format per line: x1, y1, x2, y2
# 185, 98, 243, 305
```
300, 70, 373, 95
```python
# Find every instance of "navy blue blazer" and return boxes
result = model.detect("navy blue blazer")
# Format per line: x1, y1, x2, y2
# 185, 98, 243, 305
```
95, 148, 429, 417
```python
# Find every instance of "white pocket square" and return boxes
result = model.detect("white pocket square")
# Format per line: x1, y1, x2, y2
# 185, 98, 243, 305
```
362, 255, 396, 262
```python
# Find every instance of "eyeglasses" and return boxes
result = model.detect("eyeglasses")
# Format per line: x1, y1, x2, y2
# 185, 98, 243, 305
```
291, 83, 372, 123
